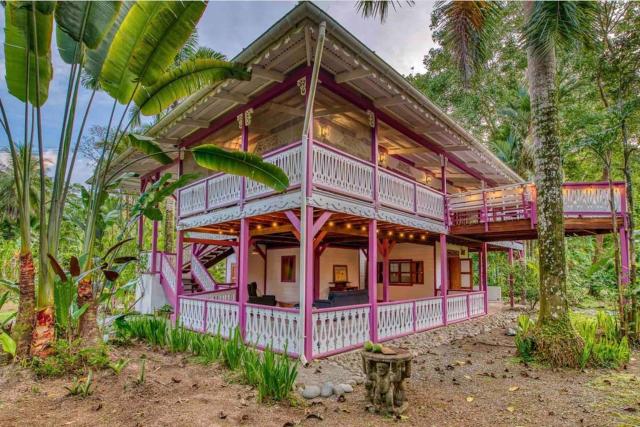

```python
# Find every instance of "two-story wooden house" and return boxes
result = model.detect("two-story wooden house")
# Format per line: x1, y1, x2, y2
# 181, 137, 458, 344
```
117, 3, 630, 361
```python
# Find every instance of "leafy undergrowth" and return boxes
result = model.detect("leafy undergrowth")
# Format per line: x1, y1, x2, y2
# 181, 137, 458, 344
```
515, 311, 630, 369
114, 315, 298, 402
590, 372, 640, 425
29, 339, 109, 378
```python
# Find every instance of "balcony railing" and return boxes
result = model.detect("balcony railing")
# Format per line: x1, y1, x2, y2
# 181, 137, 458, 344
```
447, 182, 626, 227
177, 140, 446, 222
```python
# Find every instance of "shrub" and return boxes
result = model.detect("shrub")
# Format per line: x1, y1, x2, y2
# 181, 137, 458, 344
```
572, 311, 630, 369
31, 340, 109, 378
257, 346, 298, 402
514, 314, 535, 362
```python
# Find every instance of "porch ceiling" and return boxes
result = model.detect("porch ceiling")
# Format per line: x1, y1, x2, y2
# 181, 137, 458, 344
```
183, 209, 443, 249
112, 3, 521, 190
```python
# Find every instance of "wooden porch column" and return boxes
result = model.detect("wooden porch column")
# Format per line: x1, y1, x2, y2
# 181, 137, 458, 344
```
481, 242, 488, 314
238, 218, 250, 338
368, 219, 378, 342
173, 230, 184, 324
508, 248, 514, 308
440, 234, 448, 325
382, 239, 390, 302
302, 206, 315, 361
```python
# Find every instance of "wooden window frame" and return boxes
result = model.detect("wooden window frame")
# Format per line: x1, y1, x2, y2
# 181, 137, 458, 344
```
377, 259, 424, 286
281, 255, 296, 283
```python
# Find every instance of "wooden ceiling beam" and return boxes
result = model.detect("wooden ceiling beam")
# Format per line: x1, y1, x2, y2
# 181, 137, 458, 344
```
387, 146, 427, 155
251, 65, 285, 83
373, 95, 405, 108
213, 90, 250, 104
179, 118, 210, 128
335, 68, 374, 84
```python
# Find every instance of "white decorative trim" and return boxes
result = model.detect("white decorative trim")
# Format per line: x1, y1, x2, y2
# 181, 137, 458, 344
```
377, 207, 447, 234
297, 77, 306, 96
237, 113, 244, 129
186, 232, 236, 241
242, 191, 302, 218
367, 109, 375, 128
178, 206, 242, 230
309, 191, 377, 219
491, 241, 524, 251
244, 108, 253, 127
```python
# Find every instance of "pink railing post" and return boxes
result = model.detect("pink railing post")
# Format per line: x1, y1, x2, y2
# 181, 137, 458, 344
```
481, 243, 488, 314
238, 219, 249, 338
440, 234, 448, 325
368, 219, 379, 342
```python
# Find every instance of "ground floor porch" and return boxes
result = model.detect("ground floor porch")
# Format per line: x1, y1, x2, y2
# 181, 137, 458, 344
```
139, 207, 520, 361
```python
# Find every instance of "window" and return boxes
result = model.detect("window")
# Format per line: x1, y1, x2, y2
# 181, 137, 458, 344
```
377, 260, 424, 285
281, 256, 296, 282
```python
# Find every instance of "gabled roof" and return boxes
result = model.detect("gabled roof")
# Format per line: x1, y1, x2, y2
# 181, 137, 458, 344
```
120, 2, 522, 189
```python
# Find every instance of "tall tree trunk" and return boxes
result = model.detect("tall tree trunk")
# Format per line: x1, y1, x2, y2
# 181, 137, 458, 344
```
525, 2, 581, 367
13, 251, 35, 358
77, 277, 101, 347
621, 121, 637, 339
30, 307, 55, 358
606, 165, 625, 334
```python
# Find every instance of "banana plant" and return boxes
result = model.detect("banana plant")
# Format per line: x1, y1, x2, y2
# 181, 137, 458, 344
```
1, 0, 255, 355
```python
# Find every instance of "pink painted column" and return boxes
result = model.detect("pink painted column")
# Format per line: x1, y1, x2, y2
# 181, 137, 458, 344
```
368, 219, 378, 342
173, 230, 184, 324
508, 248, 514, 308
440, 234, 448, 325
481, 242, 488, 314
382, 239, 390, 302
303, 206, 315, 361
238, 218, 250, 338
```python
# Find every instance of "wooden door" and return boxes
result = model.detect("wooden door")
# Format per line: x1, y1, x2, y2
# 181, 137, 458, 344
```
448, 256, 461, 290
460, 258, 472, 290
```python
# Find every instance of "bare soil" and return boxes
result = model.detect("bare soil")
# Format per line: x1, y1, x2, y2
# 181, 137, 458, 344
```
0, 328, 638, 426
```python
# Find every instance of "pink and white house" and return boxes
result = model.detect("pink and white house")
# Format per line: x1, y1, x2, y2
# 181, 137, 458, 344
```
121, 3, 630, 361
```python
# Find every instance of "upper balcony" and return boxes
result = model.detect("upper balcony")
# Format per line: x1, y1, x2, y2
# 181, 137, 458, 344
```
177, 140, 447, 232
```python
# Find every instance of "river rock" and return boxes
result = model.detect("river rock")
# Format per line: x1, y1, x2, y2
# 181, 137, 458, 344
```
321, 382, 334, 397
301, 385, 321, 399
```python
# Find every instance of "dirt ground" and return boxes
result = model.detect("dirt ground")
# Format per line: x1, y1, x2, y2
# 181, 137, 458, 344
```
0, 327, 638, 427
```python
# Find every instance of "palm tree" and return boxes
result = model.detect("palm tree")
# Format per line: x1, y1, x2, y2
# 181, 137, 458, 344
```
359, 0, 598, 366
2, 1, 286, 354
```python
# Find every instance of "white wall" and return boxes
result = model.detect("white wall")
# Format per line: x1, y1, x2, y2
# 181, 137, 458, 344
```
318, 247, 361, 299
376, 243, 435, 301
265, 247, 300, 304
434, 242, 469, 290
225, 250, 265, 292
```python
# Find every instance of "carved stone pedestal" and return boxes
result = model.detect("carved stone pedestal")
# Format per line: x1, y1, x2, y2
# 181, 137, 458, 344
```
361, 347, 412, 415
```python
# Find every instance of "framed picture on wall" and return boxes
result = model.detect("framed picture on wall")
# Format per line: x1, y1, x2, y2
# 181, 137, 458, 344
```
333, 265, 348, 283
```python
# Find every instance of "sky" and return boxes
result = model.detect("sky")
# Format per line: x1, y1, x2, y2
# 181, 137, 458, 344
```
0, 1, 437, 184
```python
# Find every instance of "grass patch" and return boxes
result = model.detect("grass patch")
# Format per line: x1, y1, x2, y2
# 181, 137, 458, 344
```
590, 373, 640, 425
114, 315, 298, 402
30, 339, 109, 378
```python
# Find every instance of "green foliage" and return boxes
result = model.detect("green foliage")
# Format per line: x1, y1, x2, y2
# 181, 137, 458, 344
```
127, 134, 173, 165
0, 332, 17, 357
514, 314, 536, 363
257, 346, 298, 402
572, 311, 630, 369
31, 339, 109, 378
65, 371, 94, 397
114, 317, 298, 402
108, 358, 130, 375
135, 358, 146, 385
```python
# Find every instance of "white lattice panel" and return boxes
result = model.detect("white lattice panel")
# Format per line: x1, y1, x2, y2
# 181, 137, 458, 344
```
378, 171, 414, 211
207, 174, 242, 209
179, 298, 205, 331
416, 186, 445, 220
313, 306, 370, 356
563, 186, 621, 213
415, 298, 443, 330
205, 301, 239, 338
245, 306, 300, 355
199, 289, 236, 301
377, 302, 414, 340
469, 293, 485, 317
246, 145, 302, 198
312, 145, 374, 200
161, 254, 177, 291
179, 182, 206, 217
446, 296, 467, 322
191, 255, 216, 291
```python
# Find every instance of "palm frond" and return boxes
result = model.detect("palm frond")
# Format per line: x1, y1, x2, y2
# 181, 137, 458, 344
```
433, 1, 504, 84
356, 1, 415, 23
523, 1, 599, 57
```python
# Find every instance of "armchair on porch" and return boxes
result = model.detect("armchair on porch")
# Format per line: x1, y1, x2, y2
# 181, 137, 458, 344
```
247, 282, 277, 306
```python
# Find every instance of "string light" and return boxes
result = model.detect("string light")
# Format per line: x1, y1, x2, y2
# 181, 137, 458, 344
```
328, 221, 335, 227
256, 224, 262, 230
387, 230, 393, 236
346, 223, 352, 229
409, 234, 414, 239
420, 235, 427, 240
399, 232, 405, 238
361, 225, 367, 231
272, 221, 278, 227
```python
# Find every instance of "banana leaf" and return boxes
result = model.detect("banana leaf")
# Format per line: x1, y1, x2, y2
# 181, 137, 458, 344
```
54, 1, 121, 49
192, 144, 289, 192
3, 2, 54, 106
127, 134, 173, 165
134, 58, 251, 116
